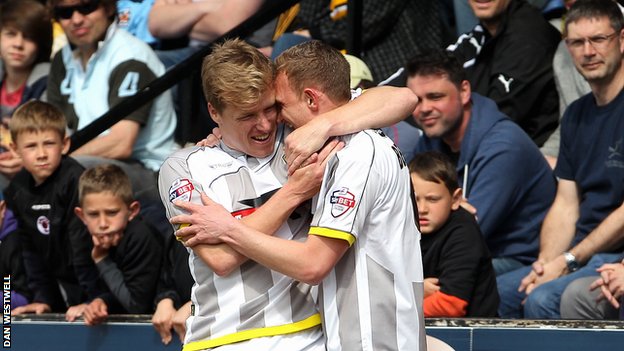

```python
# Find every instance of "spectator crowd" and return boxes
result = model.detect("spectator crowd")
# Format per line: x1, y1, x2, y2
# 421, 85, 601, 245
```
1, 0, 624, 349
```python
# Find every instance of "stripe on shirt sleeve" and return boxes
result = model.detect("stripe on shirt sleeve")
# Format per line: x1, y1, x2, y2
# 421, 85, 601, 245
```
309, 226, 356, 246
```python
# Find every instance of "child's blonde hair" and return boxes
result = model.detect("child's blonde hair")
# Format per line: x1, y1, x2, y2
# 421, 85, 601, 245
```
78, 164, 134, 206
9, 100, 66, 142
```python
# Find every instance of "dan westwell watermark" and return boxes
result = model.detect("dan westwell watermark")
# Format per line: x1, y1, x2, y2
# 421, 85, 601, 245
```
3, 275, 10, 348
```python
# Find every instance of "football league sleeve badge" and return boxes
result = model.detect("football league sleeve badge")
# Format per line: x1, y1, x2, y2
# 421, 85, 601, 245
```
169, 178, 195, 203
329, 187, 356, 218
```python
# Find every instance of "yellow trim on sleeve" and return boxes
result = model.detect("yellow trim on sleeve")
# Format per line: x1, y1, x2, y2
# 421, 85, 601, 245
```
175, 223, 190, 242
182, 314, 321, 351
309, 227, 355, 246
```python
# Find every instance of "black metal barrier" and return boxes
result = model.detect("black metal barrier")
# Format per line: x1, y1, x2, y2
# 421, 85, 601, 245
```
346, 0, 362, 56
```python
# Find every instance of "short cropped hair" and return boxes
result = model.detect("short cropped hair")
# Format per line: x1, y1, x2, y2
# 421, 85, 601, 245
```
0, 0, 53, 65
405, 50, 466, 88
201, 38, 275, 113
409, 151, 458, 194
78, 164, 134, 206
47, 0, 117, 22
275, 40, 351, 104
9, 101, 67, 141
565, 0, 624, 36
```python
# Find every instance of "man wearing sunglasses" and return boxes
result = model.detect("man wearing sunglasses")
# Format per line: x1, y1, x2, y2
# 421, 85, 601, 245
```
46, 0, 176, 234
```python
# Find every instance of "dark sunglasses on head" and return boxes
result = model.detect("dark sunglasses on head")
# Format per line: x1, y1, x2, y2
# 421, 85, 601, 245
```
53, 0, 100, 20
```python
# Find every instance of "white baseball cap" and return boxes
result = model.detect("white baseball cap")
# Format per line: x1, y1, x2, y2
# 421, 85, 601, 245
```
344, 54, 374, 89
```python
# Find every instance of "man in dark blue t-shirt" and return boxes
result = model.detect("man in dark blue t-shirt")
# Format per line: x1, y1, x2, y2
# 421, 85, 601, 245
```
497, 0, 624, 319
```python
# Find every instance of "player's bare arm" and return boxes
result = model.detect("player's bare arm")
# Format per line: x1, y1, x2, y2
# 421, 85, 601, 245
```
284, 86, 418, 173
172, 140, 341, 275
177, 193, 349, 285
172, 139, 339, 244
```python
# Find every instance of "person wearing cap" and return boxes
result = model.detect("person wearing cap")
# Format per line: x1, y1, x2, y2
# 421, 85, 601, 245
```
344, 54, 375, 89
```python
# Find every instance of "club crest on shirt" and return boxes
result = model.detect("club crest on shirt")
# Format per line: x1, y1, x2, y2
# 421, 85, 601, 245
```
169, 178, 194, 202
31, 203, 51, 210
118, 9, 131, 27
330, 187, 356, 218
36, 215, 50, 235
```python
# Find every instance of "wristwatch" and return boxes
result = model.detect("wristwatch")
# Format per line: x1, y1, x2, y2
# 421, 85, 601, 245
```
563, 252, 580, 272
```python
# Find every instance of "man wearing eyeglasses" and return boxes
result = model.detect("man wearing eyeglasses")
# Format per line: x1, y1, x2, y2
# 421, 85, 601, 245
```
46, 0, 176, 237
497, 0, 624, 319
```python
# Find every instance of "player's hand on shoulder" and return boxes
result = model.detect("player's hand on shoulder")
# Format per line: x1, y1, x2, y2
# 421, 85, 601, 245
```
317, 138, 344, 164
287, 138, 343, 201
284, 118, 332, 175
196, 128, 222, 147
